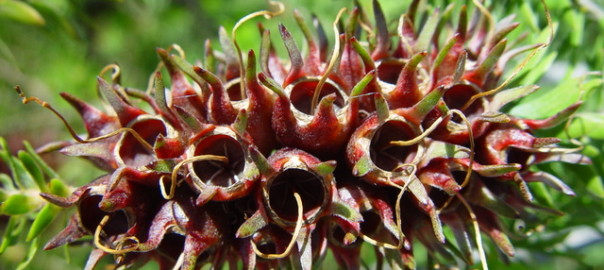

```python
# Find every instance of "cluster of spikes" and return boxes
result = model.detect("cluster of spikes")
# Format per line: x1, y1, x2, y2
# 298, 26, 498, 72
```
17, 0, 590, 269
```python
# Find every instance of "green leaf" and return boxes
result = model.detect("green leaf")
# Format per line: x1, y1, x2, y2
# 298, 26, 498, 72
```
24, 141, 59, 180
564, 9, 585, 47
0, 0, 45, 25
490, 85, 539, 111
27, 203, 60, 241
16, 237, 39, 270
0, 137, 12, 166
9, 157, 37, 190
563, 113, 604, 139
0, 216, 26, 254
1, 193, 35, 215
29, 1, 77, 37
0, 173, 16, 191
510, 72, 578, 119
18, 150, 48, 193
509, 23, 558, 85
1, 139, 36, 189
48, 178, 69, 197
529, 182, 554, 208
586, 174, 604, 199
519, 2, 539, 31
518, 51, 557, 86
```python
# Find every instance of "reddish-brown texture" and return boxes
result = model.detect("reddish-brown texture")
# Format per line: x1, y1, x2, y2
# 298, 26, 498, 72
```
33, 1, 587, 269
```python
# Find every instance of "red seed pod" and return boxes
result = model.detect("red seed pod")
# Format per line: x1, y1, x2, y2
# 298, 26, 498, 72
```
12, 1, 587, 269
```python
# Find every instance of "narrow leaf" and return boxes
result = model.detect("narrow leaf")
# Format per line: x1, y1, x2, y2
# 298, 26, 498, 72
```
18, 150, 48, 193
23, 141, 59, 179
1, 194, 35, 215
564, 113, 604, 139
0, 0, 45, 25
27, 204, 60, 241
12, 157, 37, 189
0, 216, 26, 254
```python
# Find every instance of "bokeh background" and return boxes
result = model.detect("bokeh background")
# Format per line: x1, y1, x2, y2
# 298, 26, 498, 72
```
0, 0, 602, 269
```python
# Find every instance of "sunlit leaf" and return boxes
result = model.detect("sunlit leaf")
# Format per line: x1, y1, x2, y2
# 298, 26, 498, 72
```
587, 174, 604, 199
48, 178, 70, 197
0, 0, 45, 25
0, 216, 26, 254
529, 182, 554, 208
27, 203, 60, 241
29, 1, 78, 37
510, 72, 580, 119
518, 51, 557, 86
563, 113, 604, 139
563, 9, 585, 47
18, 150, 48, 193
8, 156, 37, 190
1, 193, 35, 215
0, 173, 16, 191
23, 141, 59, 180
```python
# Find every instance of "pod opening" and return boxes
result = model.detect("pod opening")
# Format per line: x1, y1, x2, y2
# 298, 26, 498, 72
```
369, 120, 418, 171
289, 80, 344, 114
192, 134, 245, 187
267, 168, 326, 223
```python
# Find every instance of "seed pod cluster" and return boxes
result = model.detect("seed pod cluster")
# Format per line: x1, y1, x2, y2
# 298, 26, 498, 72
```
27, 1, 588, 269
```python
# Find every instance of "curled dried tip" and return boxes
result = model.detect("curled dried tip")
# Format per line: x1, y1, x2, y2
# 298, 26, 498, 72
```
94, 215, 140, 255
456, 193, 489, 270
15, 85, 26, 104
98, 64, 121, 84
14, 86, 97, 144
252, 192, 305, 259
160, 154, 229, 200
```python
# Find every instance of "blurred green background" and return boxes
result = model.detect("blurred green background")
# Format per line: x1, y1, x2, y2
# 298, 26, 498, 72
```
0, 0, 603, 269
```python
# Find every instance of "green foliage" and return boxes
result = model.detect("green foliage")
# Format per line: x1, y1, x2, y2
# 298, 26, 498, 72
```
0, 138, 70, 269
0, 0, 45, 26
